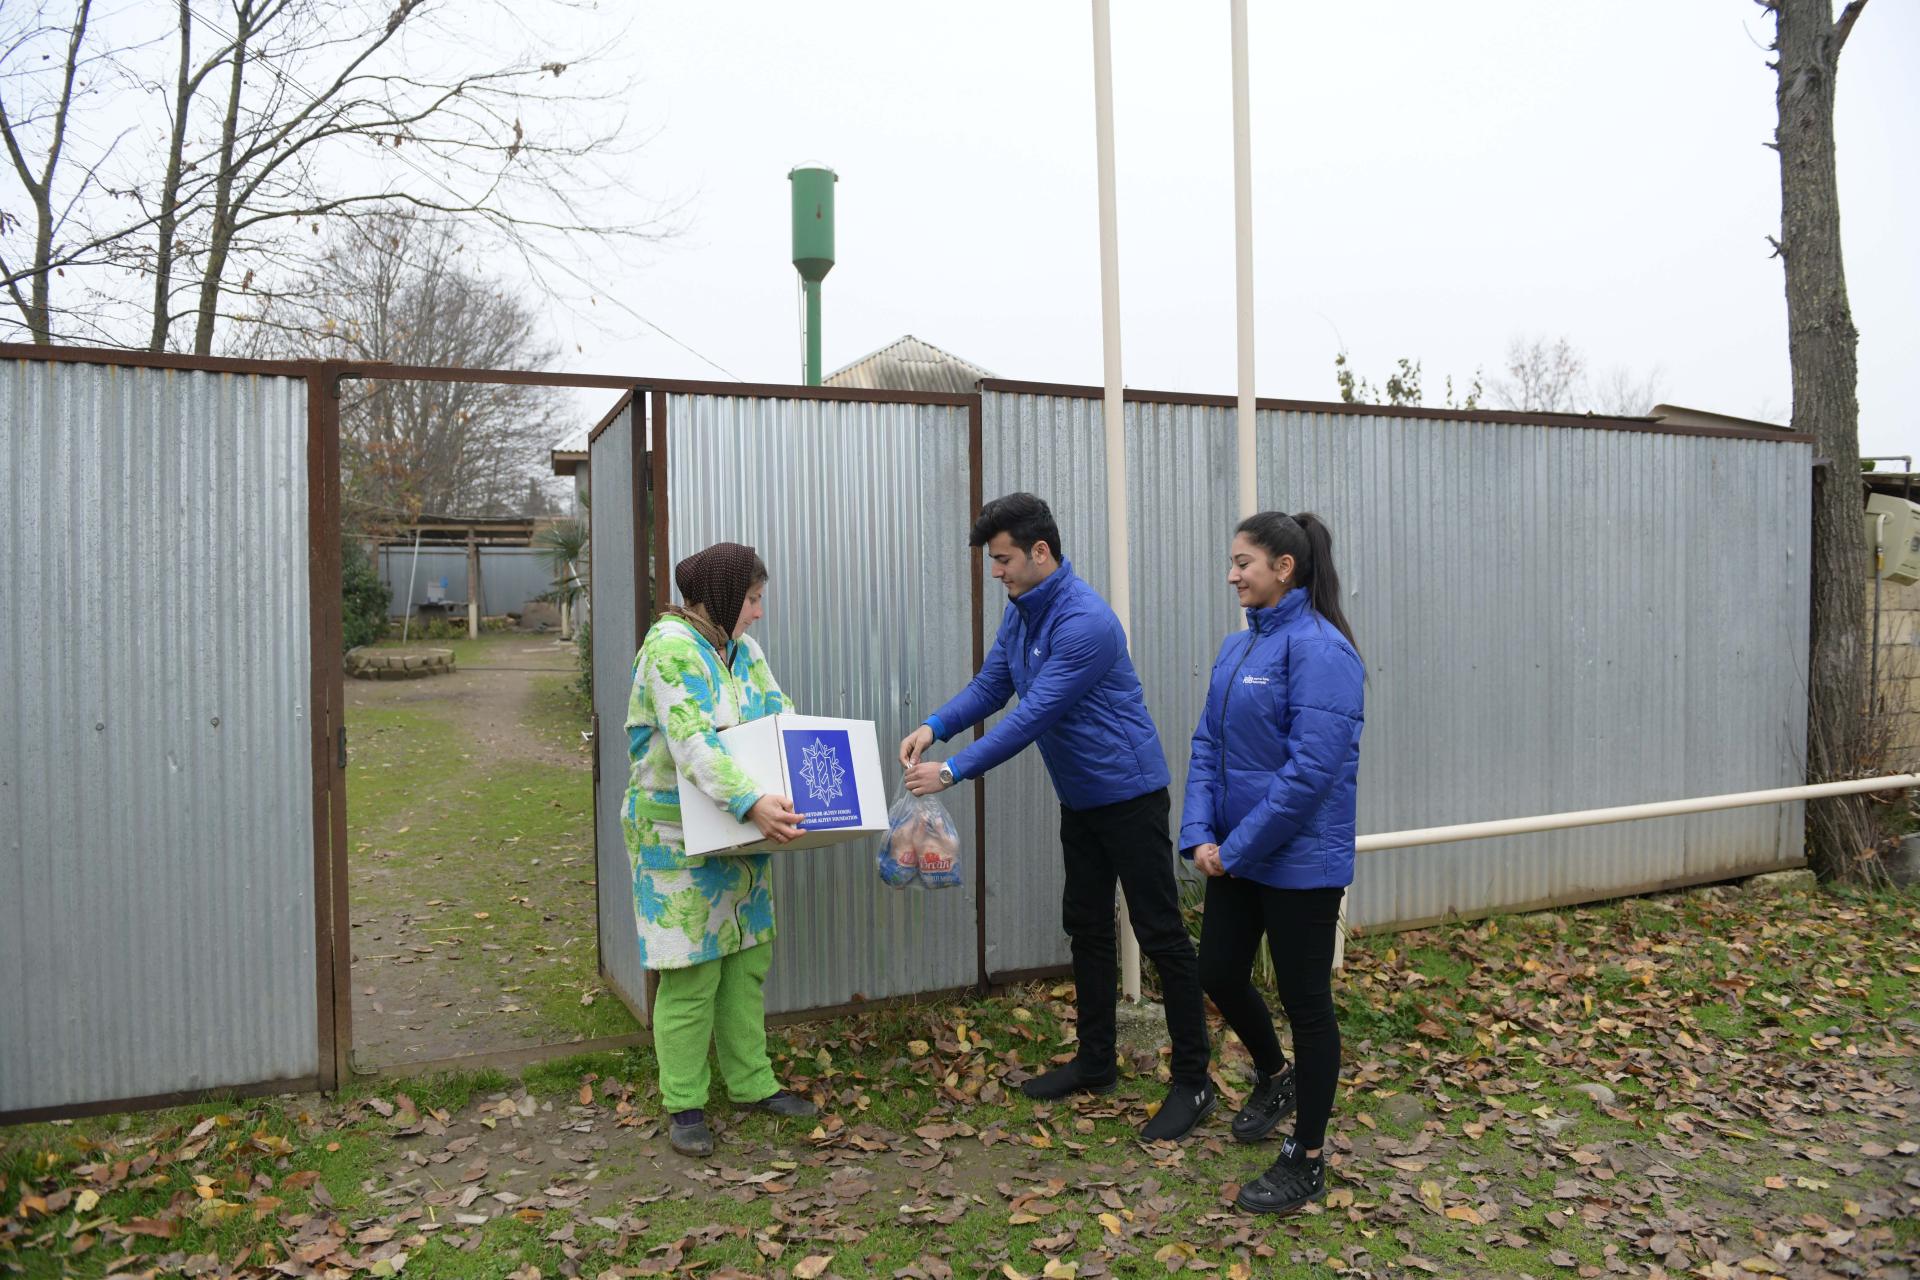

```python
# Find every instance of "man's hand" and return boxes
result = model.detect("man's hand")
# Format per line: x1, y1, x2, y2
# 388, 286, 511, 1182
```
904, 760, 951, 796
748, 793, 805, 844
899, 724, 935, 767
1193, 843, 1226, 877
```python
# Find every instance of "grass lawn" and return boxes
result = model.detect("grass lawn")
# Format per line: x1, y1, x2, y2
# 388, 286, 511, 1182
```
345, 633, 638, 1067
4, 878, 1916, 1279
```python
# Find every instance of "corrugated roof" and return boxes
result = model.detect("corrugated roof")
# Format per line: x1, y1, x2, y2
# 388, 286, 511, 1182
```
824, 334, 993, 394
551, 425, 589, 476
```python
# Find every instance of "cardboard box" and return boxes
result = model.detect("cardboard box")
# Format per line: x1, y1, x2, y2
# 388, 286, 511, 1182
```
678, 714, 888, 856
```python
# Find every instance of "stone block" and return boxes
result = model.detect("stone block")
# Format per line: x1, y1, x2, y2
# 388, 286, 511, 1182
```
1746, 868, 1816, 893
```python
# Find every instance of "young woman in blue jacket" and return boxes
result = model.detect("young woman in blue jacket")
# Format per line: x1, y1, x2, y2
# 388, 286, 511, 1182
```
1182, 511, 1363, 1215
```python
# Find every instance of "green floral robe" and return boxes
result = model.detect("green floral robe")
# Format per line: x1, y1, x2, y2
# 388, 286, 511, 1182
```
623, 615, 788, 971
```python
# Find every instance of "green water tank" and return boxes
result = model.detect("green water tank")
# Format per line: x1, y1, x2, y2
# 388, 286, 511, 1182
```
789, 166, 837, 283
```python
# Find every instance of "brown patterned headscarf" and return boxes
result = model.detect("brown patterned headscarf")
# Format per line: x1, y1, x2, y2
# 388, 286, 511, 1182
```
668, 542, 765, 653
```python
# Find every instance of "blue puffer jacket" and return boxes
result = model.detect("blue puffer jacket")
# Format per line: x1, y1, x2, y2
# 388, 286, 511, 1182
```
1180, 589, 1364, 890
927, 561, 1170, 811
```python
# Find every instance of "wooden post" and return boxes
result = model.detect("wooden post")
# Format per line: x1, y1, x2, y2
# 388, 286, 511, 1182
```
466, 528, 481, 640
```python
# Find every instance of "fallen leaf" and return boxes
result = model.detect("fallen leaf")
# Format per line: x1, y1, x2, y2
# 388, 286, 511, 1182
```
125, 1216, 178, 1239
1098, 1211, 1125, 1235
1445, 1205, 1485, 1225
1418, 1180, 1444, 1213
793, 1255, 833, 1280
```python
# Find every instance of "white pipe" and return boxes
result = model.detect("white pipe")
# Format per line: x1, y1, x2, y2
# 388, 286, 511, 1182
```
1354, 774, 1920, 854
1231, 0, 1257, 519
401, 529, 423, 645
1090, 0, 1141, 1004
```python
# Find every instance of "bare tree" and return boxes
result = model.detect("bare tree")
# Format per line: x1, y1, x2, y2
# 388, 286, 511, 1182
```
1588, 363, 1666, 417
0, 0, 105, 343
1761, 0, 1876, 880
249, 211, 567, 525
1, 0, 663, 353
1490, 335, 1586, 413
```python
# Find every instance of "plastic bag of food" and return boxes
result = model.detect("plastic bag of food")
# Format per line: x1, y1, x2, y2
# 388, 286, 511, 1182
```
876, 789, 962, 891
876, 791, 921, 887
911, 793, 963, 890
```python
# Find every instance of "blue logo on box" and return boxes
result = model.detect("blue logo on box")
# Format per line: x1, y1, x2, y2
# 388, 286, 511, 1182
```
783, 729, 859, 830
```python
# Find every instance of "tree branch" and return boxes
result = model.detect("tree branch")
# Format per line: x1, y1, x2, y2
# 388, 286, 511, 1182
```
1833, 0, 1867, 55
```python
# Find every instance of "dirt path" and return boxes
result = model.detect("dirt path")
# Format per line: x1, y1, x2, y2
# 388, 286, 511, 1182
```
345, 633, 583, 770
344, 633, 635, 1071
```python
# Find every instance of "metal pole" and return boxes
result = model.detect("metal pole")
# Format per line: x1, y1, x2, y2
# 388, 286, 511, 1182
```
1090, 0, 1141, 1004
804, 280, 823, 387
1354, 773, 1920, 854
401, 529, 422, 645
1231, 0, 1257, 520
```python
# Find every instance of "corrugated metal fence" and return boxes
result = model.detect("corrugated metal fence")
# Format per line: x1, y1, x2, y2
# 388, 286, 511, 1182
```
376, 545, 561, 618
1, 357, 320, 1117
662, 391, 983, 1016
976, 385, 1811, 960
589, 397, 647, 1022
0, 346, 1816, 1121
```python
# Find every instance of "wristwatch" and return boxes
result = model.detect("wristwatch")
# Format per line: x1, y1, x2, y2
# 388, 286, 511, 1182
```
938, 763, 956, 788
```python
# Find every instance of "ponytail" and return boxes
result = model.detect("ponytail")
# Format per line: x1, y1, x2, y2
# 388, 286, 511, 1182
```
1235, 510, 1360, 654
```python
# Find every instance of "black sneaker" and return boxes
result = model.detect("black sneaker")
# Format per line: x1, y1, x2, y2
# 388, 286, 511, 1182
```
668, 1109, 714, 1158
1141, 1080, 1217, 1142
1020, 1059, 1118, 1101
1235, 1136, 1326, 1215
1230, 1065, 1297, 1143
747, 1090, 817, 1118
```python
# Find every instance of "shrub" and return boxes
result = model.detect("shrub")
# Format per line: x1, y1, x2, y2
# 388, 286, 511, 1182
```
342, 539, 391, 651
573, 619, 593, 713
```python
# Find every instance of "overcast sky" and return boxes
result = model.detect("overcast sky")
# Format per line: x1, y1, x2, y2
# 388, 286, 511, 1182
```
537, 1, 1915, 457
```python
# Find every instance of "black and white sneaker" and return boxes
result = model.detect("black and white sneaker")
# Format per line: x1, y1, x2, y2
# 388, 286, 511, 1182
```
1234, 1136, 1326, 1214
1230, 1064, 1297, 1143
1140, 1080, 1217, 1142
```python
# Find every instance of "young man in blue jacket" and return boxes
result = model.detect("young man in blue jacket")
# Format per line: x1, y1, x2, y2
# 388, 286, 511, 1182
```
900, 492, 1216, 1141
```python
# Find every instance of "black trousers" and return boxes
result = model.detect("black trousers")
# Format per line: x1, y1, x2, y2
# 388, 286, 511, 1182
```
1058, 788, 1211, 1087
1197, 877, 1344, 1150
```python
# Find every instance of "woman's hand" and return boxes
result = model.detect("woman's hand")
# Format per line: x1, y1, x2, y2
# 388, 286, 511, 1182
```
899, 725, 935, 767
1193, 843, 1226, 877
748, 793, 805, 844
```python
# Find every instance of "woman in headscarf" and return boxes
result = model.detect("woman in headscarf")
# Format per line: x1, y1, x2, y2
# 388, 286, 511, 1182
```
624, 541, 817, 1157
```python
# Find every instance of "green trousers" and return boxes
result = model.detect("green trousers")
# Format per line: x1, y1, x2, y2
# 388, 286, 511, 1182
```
653, 940, 779, 1112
